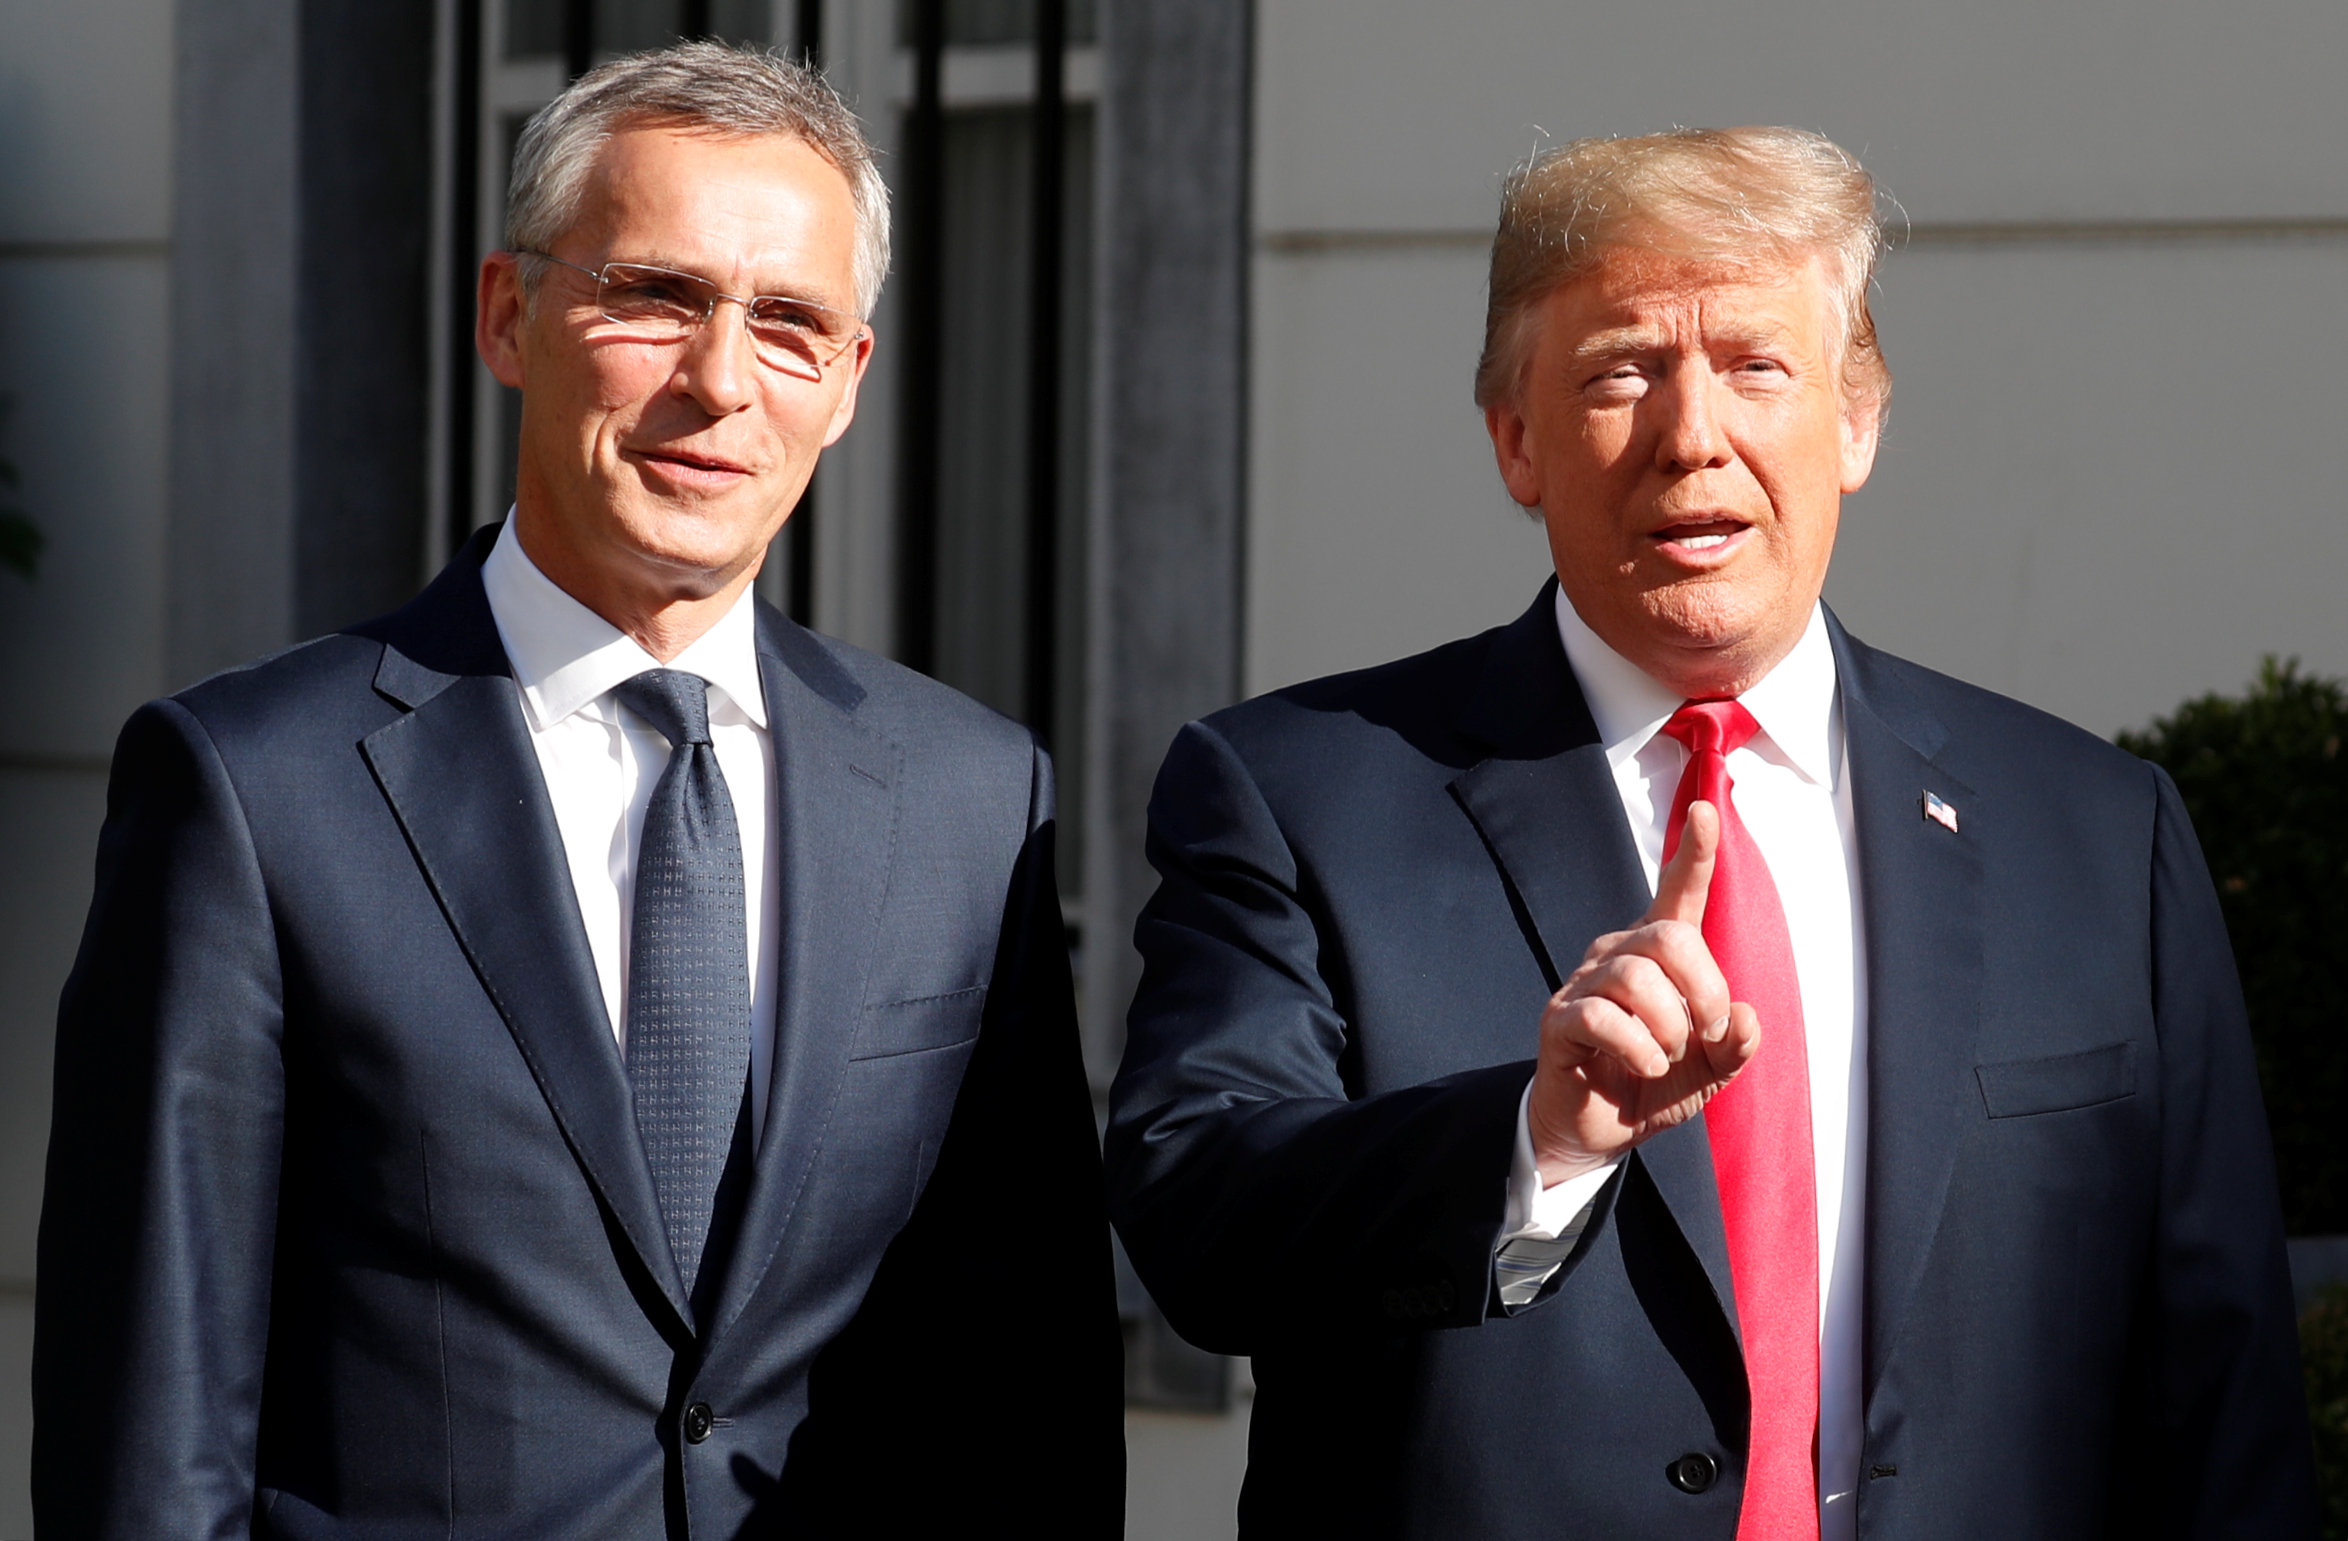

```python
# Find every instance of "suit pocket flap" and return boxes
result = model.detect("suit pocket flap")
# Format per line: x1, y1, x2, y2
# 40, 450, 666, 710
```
853, 985, 986, 1060
1976, 1042, 2135, 1119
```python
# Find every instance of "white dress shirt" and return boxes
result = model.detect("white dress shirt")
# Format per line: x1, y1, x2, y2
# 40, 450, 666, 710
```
1499, 589, 1870, 1538
480, 519, 782, 1146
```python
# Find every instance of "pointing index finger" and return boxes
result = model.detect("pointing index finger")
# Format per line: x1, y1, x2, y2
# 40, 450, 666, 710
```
1650, 800, 1720, 928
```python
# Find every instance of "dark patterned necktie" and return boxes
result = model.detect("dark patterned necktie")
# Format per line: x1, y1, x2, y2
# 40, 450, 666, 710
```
613, 669, 753, 1298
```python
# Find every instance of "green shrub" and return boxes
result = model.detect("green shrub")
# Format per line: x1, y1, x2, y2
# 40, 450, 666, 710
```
2306, 1284, 2348, 1540
2118, 659, 2348, 1235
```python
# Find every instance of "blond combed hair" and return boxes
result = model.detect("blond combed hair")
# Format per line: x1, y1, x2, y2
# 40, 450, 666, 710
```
1473, 127, 1890, 421
506, 40, 890, 318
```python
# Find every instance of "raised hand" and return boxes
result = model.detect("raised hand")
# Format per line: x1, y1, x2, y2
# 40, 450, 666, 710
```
1526, 801, 1763, 1185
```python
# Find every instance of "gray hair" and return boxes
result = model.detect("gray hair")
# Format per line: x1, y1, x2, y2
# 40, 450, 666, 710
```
1473, 127, 1889, 421
505, 40, 890, 318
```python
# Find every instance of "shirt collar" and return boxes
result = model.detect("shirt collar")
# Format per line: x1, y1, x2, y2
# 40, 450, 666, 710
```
480, 516, 769, 732
1552, 585, 1840, 788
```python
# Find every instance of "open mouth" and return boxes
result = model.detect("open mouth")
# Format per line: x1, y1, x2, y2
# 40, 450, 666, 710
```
1650, 518, 1750, 558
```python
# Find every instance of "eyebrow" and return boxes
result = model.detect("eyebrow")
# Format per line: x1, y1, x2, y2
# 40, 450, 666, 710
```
607, 254, 852, 312
1564, 327, 1666, 365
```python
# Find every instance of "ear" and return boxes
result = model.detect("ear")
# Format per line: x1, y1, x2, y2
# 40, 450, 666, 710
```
476, 251, 529, 390
1839, 393, 1882, 494
819, 329, 875, 448
1485, 398, 1545, 508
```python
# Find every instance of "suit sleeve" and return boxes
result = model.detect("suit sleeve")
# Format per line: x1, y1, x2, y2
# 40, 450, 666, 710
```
2135, 763, 2321, 1536
33, 699, 286, 1538
1105, 720, 1529, 1354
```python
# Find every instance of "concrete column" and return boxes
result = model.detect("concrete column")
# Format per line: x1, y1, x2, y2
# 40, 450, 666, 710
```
1085, 0, 1252, 1081
168, 0, 299, 685
1087, 0, 1253, 1416
168, 0, 436, 688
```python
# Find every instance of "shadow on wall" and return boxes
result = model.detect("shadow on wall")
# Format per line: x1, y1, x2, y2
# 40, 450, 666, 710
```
0, 397, 45, 580
0, 66, 40, 587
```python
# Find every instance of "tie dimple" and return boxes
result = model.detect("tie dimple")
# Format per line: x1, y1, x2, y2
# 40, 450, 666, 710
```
615, 669, 711, 748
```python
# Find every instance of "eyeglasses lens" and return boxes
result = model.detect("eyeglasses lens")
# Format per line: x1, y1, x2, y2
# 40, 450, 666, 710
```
596, 265, 708, 334
594, 263, 855, 382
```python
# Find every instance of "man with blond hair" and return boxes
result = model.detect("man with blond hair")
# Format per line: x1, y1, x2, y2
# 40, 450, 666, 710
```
36, 42, 1120, 1537
1108, 127, 2314, 1538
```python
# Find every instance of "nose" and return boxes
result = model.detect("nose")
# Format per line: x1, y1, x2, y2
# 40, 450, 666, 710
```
1653, 365, 1734, 472
669, 296, 757, 416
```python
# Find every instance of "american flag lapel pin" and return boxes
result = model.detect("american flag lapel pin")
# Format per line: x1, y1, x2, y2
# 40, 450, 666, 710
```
1922, 790, 1959, 833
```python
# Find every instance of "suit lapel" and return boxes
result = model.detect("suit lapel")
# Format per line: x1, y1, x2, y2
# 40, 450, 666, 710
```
354, 537, 692, 1331
1831, 621, 1984, 1403
1441, 596, 1987, 1384
703, 607, 900, 1341
1445, 585, 1742, 1338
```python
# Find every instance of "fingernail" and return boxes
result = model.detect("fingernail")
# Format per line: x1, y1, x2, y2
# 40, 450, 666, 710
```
1706, 1015, 1728, 1042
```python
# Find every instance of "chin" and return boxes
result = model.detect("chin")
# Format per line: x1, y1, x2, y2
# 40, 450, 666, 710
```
1633, 590, 1790, 695
1641, 583, 1759, 648
619, 503, 774, 568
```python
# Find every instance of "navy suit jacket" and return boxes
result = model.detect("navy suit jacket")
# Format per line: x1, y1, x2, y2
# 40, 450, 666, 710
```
35, 530, 1124, 1537
1107, 583, 2315, 1539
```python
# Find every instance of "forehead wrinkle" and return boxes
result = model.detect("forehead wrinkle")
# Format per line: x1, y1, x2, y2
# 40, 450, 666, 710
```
1562, 311, 1804, 366
580, 133, 861, 308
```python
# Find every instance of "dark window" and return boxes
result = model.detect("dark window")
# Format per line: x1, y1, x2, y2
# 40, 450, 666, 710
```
895, 1, 1093, 897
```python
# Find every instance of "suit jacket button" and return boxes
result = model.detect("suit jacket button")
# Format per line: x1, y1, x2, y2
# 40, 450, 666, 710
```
1667, 1452, 1718, 1494
683, 1402, 715, 1444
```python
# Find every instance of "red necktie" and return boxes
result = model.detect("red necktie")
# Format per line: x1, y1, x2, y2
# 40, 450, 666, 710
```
1661, 701, 1820, 1541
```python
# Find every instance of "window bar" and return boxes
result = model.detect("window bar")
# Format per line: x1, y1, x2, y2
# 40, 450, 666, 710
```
444, 0, 482, 558
563, 0, 593, 79
1023, 0, 1066, 745
895, 0, 944, 673
785, 0, 824, 625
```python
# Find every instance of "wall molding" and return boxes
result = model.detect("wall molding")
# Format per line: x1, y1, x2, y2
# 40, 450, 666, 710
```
0, 752, 113, 775
0, 239, 172, 261
1257, 215, 2348, 257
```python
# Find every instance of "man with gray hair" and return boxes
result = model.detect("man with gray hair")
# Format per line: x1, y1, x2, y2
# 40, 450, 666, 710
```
36, 42, 1122, 1536
1109, 126, 2314, 1538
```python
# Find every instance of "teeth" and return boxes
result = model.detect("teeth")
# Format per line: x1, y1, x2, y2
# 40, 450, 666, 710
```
1679, 534, 1728, 550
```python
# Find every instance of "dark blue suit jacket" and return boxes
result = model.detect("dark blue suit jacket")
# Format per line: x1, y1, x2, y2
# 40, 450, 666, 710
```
35, 531, 1123, 1537
1107, 583, 2315, 1539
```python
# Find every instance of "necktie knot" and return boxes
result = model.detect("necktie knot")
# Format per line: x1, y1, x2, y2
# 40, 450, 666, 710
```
1662, 697, 1762, 759
614, 669, 712, 749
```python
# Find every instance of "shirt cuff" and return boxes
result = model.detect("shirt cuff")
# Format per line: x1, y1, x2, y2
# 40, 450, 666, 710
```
1501, 1078, 1622, 1241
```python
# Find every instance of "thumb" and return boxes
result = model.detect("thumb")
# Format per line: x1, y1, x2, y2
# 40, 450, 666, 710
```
1650, 800, 1720, 927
